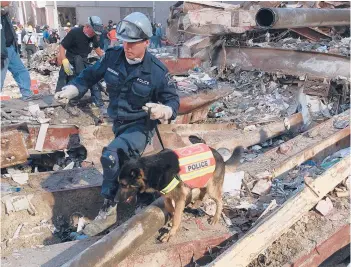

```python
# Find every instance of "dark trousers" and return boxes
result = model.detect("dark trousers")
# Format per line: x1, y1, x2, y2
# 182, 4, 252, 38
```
25, 44, 36, 68
100, 119, 155, 200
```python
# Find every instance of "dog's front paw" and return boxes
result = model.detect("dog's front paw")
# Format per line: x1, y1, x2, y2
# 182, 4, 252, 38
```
159, 228, 176, 243
209, 216, 219, 225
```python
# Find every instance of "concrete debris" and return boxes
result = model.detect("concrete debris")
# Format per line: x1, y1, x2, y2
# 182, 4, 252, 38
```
2, 194, 36, 215
242, 37, 350, 57
11, 173, 29, 185
278, 143, 292, 155
252, 179, 272, 196
63, 161, 75, 170
222, 171, 244, 197
29, 43, 60, 74
336, 191, 349, 198
255, 171, 273, 180
12, 223, 24, 239
315, 197, 334, 216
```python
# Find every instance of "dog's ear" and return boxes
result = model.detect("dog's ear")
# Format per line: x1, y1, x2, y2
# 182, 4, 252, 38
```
117, 149, 130, 166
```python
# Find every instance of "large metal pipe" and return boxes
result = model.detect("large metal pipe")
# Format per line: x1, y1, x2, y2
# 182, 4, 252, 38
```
256, 8, 350, 28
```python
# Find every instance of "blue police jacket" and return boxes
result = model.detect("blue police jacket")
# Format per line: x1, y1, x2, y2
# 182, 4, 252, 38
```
71, 47, 180, 121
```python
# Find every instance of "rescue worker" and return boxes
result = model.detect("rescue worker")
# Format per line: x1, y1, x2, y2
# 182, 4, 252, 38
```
56, 16, 105, 115
1, 1, 34, 100
48, 29, 60, 44
22, 26, 37, 68
54, 12, 179, 235
107, 24, 118, 47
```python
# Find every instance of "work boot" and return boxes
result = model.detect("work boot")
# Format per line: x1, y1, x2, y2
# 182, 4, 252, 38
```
82, 199, 117, 236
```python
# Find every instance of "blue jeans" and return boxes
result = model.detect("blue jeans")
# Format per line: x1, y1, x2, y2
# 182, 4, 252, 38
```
1, 45, 32, 98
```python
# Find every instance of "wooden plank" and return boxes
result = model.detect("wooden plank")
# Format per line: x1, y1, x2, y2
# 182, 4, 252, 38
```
208, 155, 350, 267
237, 110, 350, 181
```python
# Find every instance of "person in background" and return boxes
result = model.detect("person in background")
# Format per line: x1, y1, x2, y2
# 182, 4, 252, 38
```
107, 19, 113, 32
1, 1, 34, 100
155, 23, 163, 48
107, 24, 118, 47
22, 26, 37, 68
99, 25, 109, 51
56, 16, 105, 115
49, 29, 60, 44
14, 25, 22, 57
42, 25, 50, 44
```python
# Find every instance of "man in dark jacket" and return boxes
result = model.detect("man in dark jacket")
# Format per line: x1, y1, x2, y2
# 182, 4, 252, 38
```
55, 12, 179, 236
1, 1, 33, 100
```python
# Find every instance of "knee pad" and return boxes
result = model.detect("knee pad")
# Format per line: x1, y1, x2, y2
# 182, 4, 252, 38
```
100, 148, 117, 169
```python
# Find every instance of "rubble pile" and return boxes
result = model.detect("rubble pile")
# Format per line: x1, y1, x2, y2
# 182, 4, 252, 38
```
240, 36, 351, 57
29, 43, 60, 75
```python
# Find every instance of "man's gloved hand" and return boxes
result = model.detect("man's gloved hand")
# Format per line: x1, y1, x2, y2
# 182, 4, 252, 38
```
142, 103, 173, 122
54, 85, 79, 103
62, 58, 74, 76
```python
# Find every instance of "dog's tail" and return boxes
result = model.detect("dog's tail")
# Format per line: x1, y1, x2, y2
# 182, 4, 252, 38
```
225, 146, 243, 168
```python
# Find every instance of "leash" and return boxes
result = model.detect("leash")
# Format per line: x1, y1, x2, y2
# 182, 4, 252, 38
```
147, 107, 165, 150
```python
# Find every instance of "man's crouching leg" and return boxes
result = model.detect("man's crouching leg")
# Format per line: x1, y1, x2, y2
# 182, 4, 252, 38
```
82, 146, 120, 236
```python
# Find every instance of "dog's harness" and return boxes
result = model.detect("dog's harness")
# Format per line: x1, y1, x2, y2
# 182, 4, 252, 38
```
160, 143, 216, 194
146, 108, 215, 194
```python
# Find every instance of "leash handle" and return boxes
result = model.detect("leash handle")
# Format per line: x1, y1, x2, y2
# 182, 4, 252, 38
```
147, 107, 165, 150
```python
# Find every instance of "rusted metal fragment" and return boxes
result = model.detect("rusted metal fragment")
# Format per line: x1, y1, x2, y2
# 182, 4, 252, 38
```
159, 58, 201, 75
288, 224, 350, 267
303, 76, 331, 97
176, 104, 210, 123
28, 125, 80, 152
255, 8, 350, 28
179, 87, 233, 114
1, 130, 29, 168
290, 27, 331, 42
212, 47, 350, 79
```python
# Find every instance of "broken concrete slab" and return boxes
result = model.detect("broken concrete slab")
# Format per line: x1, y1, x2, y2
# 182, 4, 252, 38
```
252, 179, 272, 196
315, 197, 334, 216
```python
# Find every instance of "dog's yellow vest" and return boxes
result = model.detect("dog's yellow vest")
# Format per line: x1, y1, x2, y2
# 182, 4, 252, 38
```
160, 144, 216, 194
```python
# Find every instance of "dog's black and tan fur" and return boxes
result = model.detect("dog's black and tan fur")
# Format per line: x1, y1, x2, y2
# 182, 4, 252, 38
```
116, 145, 242, 242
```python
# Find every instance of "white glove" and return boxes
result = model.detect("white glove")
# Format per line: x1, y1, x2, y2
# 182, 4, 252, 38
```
142, 103, 173, 121
54, 85, 79, 103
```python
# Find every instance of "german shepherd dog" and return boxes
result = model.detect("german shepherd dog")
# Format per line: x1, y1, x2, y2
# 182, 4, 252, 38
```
115, 146, 242, 242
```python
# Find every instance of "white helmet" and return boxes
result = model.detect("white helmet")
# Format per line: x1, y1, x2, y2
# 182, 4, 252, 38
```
117, 12, 152, 43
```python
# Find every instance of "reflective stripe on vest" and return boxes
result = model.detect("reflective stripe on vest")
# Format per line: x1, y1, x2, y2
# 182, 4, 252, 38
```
160, 144, 215, 194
